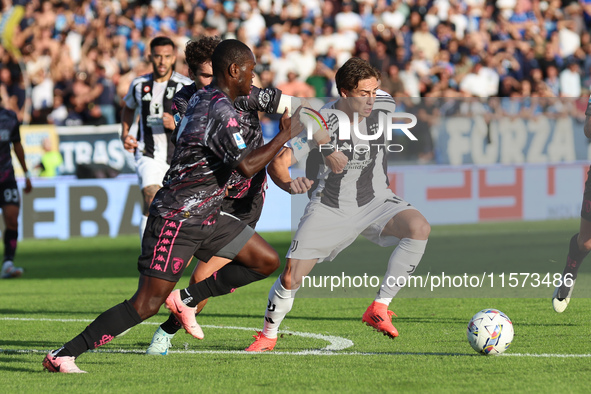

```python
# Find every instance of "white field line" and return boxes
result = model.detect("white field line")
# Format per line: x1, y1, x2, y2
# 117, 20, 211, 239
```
0, 316, 353, 352
2, 317, 590, 357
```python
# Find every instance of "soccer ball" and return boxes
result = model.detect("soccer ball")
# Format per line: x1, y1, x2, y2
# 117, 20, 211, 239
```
467, 309, 514, 355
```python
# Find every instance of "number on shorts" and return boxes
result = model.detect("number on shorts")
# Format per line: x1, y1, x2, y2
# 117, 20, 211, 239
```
3, 188, 18, 203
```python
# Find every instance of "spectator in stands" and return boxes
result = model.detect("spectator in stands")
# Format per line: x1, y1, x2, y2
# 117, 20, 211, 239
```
4, 0, 590, 163
560, 59, 582, 97
36, 137, 63, 178
277, 69, 315, 98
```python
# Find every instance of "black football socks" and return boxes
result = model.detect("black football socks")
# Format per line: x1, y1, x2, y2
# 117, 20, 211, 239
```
56, 300, 142, 358
179, 262, 267, 308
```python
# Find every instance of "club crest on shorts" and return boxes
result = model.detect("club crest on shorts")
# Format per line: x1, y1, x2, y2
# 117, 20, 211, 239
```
172, 257, 184, 274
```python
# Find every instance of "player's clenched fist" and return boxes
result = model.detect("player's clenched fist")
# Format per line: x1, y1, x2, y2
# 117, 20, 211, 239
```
289, 177, 314, 194
122, 135, 138, 152
162, 112, 175, 130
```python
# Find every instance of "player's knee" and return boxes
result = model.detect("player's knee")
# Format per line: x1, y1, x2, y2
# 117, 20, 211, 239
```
4, 216, 18, 230
578, 237, 591, 253
260, 249, 280, 276
409, 220, 431, 240
135, 300, 162, 320
130, 295, 166, 320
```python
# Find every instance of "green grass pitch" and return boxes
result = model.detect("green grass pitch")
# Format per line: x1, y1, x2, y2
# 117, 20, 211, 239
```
1, 219, 591, 392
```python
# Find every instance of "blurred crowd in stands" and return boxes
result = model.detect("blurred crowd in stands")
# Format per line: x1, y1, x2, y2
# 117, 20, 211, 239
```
0, 0, 590, 162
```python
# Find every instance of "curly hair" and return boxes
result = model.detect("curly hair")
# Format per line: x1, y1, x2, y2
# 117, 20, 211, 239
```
335, 58, 381, 96
185, 36, 221, 74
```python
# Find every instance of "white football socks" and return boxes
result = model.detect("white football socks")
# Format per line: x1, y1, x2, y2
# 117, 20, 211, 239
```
376, 238, 428, 304
262, 277, 298, 339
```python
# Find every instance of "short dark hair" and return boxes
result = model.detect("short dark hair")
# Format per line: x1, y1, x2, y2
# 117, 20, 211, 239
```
185, 36, 221, 74
335, 58, 381, 96
211, 39, 253, 78
150, 36, 176, 52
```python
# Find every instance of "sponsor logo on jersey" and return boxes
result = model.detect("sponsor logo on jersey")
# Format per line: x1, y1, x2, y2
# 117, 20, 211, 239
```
142, 92, 152, 101
233, 132, 247, 149
227, 118, 239, 128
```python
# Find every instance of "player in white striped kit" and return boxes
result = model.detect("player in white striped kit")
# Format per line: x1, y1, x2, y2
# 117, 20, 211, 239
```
246, 58, 431, 351
120, 36, 192, 239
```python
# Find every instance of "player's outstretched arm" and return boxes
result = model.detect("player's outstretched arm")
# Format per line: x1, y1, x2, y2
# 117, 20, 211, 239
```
236, 107, 304, 178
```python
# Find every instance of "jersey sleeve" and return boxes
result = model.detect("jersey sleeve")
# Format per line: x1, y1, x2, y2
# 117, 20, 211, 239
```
206, 100, 251, 168
234, 86, 282, 114
172, 84, 196, 126
123, 79, 139, 109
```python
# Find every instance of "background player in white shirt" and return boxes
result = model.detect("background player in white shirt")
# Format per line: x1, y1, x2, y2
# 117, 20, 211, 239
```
246, 58, 431, 352
120, 36, 192, 239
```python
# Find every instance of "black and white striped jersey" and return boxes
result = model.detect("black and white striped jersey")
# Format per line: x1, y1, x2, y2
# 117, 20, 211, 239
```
290, 90, 397, 209
123, 71, 192, 164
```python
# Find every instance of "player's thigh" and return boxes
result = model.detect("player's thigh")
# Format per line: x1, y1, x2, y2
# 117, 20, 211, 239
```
195, 213, 277, 274
138, 215, 202, 282
142, 184, 161, 206
289, 202, 357, 261
233, 232, 279, 270
136, 156, 168, 190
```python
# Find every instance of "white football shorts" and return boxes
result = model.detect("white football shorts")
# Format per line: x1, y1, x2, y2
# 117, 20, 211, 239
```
135, 155, 169, 190
287, 190, 416, 263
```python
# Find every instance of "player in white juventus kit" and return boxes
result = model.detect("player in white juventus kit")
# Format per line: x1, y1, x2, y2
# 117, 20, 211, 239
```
246, 58, 431, 351
120, 36, 192, 239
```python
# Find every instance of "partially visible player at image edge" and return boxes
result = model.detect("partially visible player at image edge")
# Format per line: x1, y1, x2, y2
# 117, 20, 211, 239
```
552, 94, 591, 312
0, 97, 32, 279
